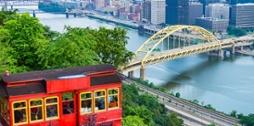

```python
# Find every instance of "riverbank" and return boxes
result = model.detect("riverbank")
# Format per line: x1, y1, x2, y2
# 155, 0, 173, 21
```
121, 75, 240, 126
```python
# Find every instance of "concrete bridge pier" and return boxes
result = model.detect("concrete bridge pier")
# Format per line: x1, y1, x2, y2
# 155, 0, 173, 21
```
231, 46, 236, 55
66, 13, 69, 19
140, 66, 145, 80
240, 45, 244, 51
218, 50, 225, 59
208, 50, 225, 58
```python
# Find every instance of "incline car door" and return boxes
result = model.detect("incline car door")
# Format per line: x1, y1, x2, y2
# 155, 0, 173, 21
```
61, 92, 76, 126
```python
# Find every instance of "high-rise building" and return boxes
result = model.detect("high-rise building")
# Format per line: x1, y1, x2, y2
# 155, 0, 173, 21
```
199, 0, 221, 14
205, 3, 229, 19
165, 0, 178, 25
151, 0, 165, 25
188, 1, 203, 25
196, 17, 229, 32
142, 0, 151, 23
165, 0, 203, 25
230, 3, 254, 29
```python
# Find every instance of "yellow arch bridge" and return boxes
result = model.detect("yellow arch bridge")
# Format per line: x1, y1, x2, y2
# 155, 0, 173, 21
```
121, 25, 254, 79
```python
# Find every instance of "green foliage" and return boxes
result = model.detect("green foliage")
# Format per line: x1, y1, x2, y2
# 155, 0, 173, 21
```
227, 26, 247, 37
175, 92, 180, 98
167, 113, 184, 126
2, 13, 49, 71
39, 27, 98, 69
0, 11, 133, 73
230, 110, 237, 118
0, 10, 17, 26
230, 111, 254, 126
123, 116, 148, 126
204, 104, 216, 111
92, 27, 133, 67
0, 42, 18, 73
134, 78, 167, 92
239, 114, 254, 126
123, 84, 183, 126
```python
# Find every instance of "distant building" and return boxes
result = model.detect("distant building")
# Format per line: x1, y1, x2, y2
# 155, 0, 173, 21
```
230, 3, 254, 29
129, 4, 142, 22
95, 0, 105, 9
200, 0, 222, 5
188, 1, 203, 25
205, 3, 229, 19
117, 7, 128, 20
165, 0, 178, 25
229, 0, 254, 5
165, 0, 203, 25
142, 0, 151, 23
151, 0, 165, 25
199, 0, 221, 14
196, 17, 229, 32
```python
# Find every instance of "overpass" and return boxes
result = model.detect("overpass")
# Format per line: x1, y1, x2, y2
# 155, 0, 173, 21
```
121, 25, 254, 79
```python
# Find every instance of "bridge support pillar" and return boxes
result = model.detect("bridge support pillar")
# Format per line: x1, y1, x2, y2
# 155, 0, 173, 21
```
128, 71, 134, 78
140, 66, 145, 80
241, 46, 244, 51
219, 50, 224, 59
231, 46, 235, 55
66, 13, 69, 19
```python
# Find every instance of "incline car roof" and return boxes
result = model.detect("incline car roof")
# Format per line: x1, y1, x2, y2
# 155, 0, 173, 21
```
1, 64, 116, 84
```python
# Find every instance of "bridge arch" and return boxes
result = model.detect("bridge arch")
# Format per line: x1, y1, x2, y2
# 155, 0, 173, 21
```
135, 25, 221, 66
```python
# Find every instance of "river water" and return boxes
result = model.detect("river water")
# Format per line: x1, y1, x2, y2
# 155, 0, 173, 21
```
35, 13, 254, 115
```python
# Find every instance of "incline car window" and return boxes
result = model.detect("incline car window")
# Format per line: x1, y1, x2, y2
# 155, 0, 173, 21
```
108, 88, 119, 109
29, 99, 43, 123
95, 90, 106, 112
62, 93, 74, 115
13, 101, 28, 125
80, 92, 92, 114
45, 97, 59, 120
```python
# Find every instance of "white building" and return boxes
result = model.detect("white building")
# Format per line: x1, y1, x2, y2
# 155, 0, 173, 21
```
95, 0, 105, 9
151, 0, 165, 25
230, 3, 254, 29
205, 3, 229, 19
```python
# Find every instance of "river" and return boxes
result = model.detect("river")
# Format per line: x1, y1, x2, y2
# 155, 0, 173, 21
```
34, 12, 254, 115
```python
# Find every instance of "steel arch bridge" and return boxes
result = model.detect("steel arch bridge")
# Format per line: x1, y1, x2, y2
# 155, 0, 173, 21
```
121, 25, 254, 79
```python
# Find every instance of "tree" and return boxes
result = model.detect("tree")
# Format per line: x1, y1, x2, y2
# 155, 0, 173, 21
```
2, 14, 49, 71
39, 27, 98, 69
123, 116, 147, 126
230, 110, 237, 118
239, 114, 254, 126
92, 27, 133, 67
167, 113, 184, 126
0, 42, 18, 73
0, 10, 17, 26
175, 92, 181, 98
227, 26, 247, 37
122, 84, 183, 126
